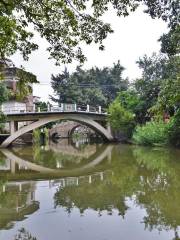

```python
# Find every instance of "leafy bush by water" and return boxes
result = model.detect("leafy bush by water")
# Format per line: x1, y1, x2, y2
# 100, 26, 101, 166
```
132, 121, 169, 146
167, 110, 180, 147
108, 100, 135, 137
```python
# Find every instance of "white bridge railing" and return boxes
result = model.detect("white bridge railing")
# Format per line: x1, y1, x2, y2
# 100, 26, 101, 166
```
2, 103, 107, 115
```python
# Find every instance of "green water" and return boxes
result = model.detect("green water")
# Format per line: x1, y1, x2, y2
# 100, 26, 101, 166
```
0, 139, 180, 240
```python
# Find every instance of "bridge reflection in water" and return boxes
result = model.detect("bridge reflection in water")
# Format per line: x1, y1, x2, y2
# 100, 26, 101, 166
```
0, 144, 180, 240
0, 141, 113, 180
0, 141, 113, 231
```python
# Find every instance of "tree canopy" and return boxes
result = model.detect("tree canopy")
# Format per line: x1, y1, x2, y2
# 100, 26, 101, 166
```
0, 82, 9, 130
50, 61, 128, 107
0, 0, 179, 63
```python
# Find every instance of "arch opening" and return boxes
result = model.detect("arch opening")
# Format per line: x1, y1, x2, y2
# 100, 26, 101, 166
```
1, 114, 113, 148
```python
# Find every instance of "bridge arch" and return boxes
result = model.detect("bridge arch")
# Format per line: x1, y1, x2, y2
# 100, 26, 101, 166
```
1, 114, 113, 148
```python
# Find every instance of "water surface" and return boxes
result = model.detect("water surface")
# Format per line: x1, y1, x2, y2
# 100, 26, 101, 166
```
0, 140, 180, 240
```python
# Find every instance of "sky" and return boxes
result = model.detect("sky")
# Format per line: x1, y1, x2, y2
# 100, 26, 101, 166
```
11, 7, 168, 102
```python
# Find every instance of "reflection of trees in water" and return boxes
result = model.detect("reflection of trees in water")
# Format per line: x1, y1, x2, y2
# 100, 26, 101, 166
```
54, 145, 180, 239
54, 181, 129, 217
14, 228, 37, 240
53, 146, 139, 217
0, 151, 7, 166
133, 146, 180, 239
0, 182, 39, 230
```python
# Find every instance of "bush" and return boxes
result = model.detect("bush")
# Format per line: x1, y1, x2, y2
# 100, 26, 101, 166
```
132, 121, 169, 146
168, 110, 180, 147
108, 100, 135, 137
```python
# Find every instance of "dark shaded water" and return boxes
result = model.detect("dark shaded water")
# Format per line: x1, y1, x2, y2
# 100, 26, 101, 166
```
0, 139, 180, 240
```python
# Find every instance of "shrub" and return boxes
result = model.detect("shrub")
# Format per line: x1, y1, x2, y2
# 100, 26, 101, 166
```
108, 100, 135, 137
132, 121, 169, 146
168, 110, 180, 147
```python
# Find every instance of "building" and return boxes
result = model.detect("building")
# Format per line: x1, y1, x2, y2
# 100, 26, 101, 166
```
0, 59, 37, 114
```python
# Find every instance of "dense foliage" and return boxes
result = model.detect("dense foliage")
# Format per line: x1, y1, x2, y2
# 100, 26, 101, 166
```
15, 67, 38, 100
107, 53, 180, 145
0, 82, 9, 131
159, 25, 180, 56
51, 61, 128, 107
132, 121, 169, 146
0, 61, 38, 101
0, 0, 179, 63
108, 99, 135, 137
168, 110, 180, 147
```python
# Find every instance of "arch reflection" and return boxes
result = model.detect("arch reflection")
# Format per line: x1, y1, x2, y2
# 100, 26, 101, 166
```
0, 143, 113, 179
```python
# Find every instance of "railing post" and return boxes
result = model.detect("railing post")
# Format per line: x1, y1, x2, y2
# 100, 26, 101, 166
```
98, 106, 101, 114
86, 104, 89, 112
88, 175, 92, 184
100, 172, 104, 181
47, 103, 51, 112
76, 177, 79, 186
61, 103, 64, 112
74, 103, 77, 112
37, 107, 41, 112
33, 104, 36, 112
11, 159, 16, 173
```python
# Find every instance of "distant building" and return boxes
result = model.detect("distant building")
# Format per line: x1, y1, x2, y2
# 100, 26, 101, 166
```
0, 59, 37, 113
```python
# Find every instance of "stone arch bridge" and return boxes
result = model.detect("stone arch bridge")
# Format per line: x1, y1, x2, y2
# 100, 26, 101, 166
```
1, 111, 114, 148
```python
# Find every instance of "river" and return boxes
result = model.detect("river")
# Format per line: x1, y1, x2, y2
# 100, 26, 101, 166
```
0, 139, 180, 240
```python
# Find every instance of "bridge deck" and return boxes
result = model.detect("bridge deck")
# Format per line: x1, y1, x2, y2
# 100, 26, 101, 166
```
6, 111, 107, 121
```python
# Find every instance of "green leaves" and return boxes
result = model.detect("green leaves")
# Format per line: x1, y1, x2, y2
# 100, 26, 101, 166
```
0, 82, 9, 105
50, 62, 127, 107
0, 82, 9, 131
0, 0, 179, 63
108, 99, 135, 136
133, 121, 169, 146
159, 25, 180, 56
149, 56, 180, 115
15, 67, 38, 100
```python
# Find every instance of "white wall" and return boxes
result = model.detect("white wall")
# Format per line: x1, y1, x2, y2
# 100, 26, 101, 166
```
1, 101, 26, 114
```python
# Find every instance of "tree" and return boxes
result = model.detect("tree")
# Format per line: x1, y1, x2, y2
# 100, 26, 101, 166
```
115, 90, 144, 123
50, 62, 127, 107
149, 56, 180, 115
159, 25, 180, 56
15, 67, 39, 100
35, 101, 48, 111
0, 0, 179, 64
108, 99, 135, 137
0, 60, 38, 101
133, 53, 177, 122
51, 68, 82, 104
0, 82, 9, 131
0, 82, 8, 105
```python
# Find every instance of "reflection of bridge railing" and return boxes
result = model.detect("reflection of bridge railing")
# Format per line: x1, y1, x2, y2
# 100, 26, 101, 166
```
1, 181, 36, 194
3, 103, 107, 115
49, 171, 113, 188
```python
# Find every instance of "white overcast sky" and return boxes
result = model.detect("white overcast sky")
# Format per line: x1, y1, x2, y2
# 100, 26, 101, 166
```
11, 7, 168, 102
